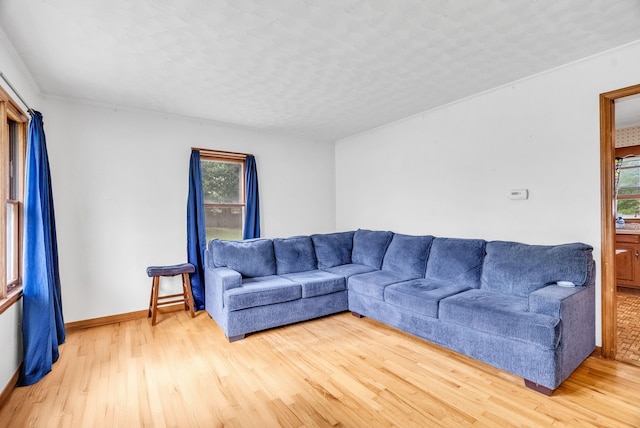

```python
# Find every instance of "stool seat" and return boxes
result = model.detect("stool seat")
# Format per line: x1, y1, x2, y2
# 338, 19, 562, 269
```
147, 263, 195, 277
147, 262, 196, 325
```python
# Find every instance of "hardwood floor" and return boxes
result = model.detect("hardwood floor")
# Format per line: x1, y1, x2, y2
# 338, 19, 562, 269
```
618, 289, 640, 365
1, 310, 640, 427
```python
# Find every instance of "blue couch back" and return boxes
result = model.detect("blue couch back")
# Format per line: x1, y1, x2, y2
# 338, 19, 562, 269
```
206, 233, 594, 299
209, 238, 276, 278
352, 229, 394, 269
425, 238, 486, 288
273, 236, 317, 274
382, 233, 434, 277
481, 241, 594, 297
311, 231, 355, 269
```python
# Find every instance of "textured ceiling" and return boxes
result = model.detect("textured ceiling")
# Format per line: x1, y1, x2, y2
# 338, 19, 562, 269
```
1, 0, 640, 141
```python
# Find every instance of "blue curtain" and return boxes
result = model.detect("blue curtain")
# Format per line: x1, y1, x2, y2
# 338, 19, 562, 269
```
186, 150, 206, 310
19, 111, 65, 386
243, 155, 260, 239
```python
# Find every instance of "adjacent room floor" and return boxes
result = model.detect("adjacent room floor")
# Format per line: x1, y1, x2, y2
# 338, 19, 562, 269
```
618, 287, 640, 365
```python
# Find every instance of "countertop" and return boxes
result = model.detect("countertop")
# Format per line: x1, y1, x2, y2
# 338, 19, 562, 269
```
616, 229, 640, 234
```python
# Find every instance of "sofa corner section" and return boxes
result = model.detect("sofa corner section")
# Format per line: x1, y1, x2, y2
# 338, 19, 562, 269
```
201, 230, 597, 393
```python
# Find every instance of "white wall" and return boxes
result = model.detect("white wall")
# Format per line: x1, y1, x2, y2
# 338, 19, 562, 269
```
41, 97, 336, 323
0, 303, 22, 390
0, 29, 38, 112
336, 40, 640, 346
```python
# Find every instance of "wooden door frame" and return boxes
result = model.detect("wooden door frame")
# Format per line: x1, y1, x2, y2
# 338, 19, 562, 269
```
600, 83, 640, 358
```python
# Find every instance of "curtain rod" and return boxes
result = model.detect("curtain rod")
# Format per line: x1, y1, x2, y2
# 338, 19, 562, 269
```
0, 70, 34, 114
191, 147, 253, 157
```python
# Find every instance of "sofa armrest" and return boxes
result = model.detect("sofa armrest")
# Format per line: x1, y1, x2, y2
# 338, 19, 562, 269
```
528, 285, 587, 318
209, 267, 242, 291
528, 261, 596, 387
204, 266, 242, 323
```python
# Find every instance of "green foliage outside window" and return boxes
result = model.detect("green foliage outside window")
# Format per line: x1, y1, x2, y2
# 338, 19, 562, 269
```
201, 158, 244, 241
201, 160, 242, 204
617, 156, 640, 218
617, 199, 640, 217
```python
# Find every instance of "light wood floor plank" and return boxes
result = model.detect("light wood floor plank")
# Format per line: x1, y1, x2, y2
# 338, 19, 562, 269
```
1, 310, 640, 427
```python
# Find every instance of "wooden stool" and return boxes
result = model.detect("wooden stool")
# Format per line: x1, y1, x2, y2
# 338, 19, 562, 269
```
147, 263, 196, 326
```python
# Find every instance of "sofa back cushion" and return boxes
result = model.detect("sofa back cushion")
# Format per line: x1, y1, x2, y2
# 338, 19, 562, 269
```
382, 234, 434, 277
425, 238, 486, 288
209, 238, 276, 278
311, 231, 355, 269
352, 229, 394, 269
273, 236, 317, 274
481, 241, 594, 297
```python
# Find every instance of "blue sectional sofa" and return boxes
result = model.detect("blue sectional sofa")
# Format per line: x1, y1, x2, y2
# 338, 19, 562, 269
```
204, 229, 595, 394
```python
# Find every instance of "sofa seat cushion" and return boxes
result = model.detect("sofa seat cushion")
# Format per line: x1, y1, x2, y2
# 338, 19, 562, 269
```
384, 279, 471, 318
281, 270, 346, 298
439, 289, 561, 349
348, 270, 418, 300
224, 276, 301, 311
322, 263, 376, 278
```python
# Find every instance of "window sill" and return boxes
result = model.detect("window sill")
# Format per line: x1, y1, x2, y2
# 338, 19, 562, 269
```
0, 286, 23, 316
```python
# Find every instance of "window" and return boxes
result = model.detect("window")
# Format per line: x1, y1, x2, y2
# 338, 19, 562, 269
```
0, 86, 27, 306
200, 154, 245, 242
617, 155, 640, 218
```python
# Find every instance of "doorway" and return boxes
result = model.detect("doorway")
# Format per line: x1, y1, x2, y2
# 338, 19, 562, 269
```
600, 83, 640, 359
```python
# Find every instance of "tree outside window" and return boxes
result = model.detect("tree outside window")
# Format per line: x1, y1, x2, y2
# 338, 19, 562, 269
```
201, 157, 245, 241
617, 156, 640, 218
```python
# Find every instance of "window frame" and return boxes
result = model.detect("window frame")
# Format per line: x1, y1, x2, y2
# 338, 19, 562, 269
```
616, 146, 640, 220
199, 150, 247, 241
0, 85, 27, 314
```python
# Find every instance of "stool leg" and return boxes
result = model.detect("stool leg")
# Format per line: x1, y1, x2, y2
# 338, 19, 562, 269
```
151, 276, 160, 326
182, 273, 196, 318
148, 276, 156, 318
182, 273, 190, 311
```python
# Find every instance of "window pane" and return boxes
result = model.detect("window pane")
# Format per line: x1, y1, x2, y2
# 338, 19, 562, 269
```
204, 205, 243, 241
201, 159, 242, 204
617, 157, 640, 218
6, 203, 16, 283
8, 120, 18, 200
618, 157, 640, 194
621, 157, 640, 168
619, 187, 640, 196
617, 198, 640, 218
201, 157, 245, 241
